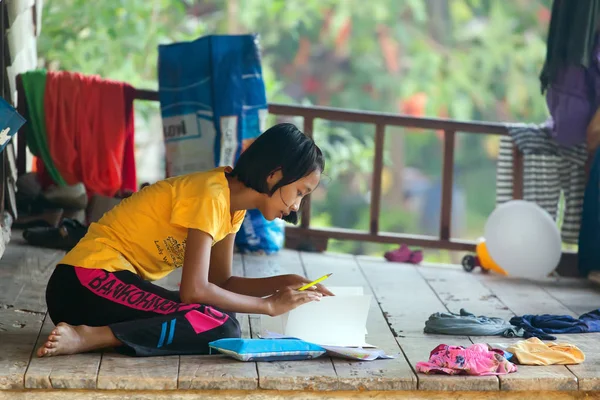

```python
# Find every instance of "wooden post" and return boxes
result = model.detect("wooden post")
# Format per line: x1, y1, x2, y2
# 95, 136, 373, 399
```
439, 130, 455, 241
301, 117, 315, 229
370, 124, 385, 235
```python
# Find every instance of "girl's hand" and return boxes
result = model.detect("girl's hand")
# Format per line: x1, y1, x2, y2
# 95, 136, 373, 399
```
265, 287, 322, 317
280, 274, 335, 296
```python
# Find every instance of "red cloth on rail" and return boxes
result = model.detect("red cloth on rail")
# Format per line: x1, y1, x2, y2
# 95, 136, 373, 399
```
120, 84, 137, 194
35, 71, 136, 197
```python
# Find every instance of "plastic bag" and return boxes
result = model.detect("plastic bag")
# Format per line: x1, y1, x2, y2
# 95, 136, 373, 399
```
158, 34, 285, 254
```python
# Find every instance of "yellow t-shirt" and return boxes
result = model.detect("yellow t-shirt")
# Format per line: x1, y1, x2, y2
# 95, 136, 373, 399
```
60, 167, 246, 281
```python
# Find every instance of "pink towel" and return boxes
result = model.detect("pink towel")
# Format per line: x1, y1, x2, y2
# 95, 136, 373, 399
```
416, 343, 517, 376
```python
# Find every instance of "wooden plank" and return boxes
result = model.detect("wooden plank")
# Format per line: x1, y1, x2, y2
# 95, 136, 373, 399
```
109, 254, 249, 390
537, 278, 600, 316
467, 335, 578, 391
178, 314, 258, 390
543, 333, 600, 391
397, 337, 499, 391
0, 390, 593, 400
243, 249, 305, 278
154, 268, 181, 292
0, 308, 44, 389
96, 353, 179, 390
499, 364, 578, 392
232, 253, 244, 276
155, 254, 243, 292
474, 275, 578, 317
302, 252, 417, 390
358, 257, 499, 391
417, 266, 514, 321
567, 351, 600, 391
0, 240, 64, 312
469, 274, 580, 391
357, 256, 447, 337
244, 250, 339, 391
249, 313, 339, 391
24, 315, 101, 389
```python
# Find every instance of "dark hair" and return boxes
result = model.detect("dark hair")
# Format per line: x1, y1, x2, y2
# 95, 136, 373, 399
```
228, 123, 325, 224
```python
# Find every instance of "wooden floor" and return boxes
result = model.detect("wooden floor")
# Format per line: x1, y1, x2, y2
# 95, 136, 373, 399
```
1, 236, 600, 399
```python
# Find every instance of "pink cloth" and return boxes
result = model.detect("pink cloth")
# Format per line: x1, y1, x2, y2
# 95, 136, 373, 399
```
416, 343, 517, 376
384, 244, 423, 264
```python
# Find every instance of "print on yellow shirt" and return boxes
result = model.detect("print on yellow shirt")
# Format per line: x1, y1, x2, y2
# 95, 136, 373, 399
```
60, 167, 246, 281
154, 237, 187, 269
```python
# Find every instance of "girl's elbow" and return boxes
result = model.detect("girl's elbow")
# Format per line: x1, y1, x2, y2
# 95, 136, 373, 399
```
180, 284, 212, 304
180, 290, 202, 304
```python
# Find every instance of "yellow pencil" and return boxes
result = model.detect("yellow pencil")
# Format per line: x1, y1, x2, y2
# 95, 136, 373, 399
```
297, 273, 332, 291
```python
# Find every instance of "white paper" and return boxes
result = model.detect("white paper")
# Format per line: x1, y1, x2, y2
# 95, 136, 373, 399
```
321, 345, 396, 361
280, 286, 372, 347
328, 286, 365, 296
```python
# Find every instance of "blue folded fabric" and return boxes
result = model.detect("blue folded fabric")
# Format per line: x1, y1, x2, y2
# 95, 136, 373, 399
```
209, 338, 326, 362
509, 314, 591, 340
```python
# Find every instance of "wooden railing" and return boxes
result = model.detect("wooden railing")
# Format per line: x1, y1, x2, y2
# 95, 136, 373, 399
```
133, 88, 524, 253
12, 80, 579, 274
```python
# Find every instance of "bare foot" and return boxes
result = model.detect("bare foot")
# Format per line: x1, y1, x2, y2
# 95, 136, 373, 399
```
36, 322, 120, 357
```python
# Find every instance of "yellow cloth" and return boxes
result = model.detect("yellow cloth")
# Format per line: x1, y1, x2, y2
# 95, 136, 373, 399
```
60, 167, 246, 281
507, 337, 585, 365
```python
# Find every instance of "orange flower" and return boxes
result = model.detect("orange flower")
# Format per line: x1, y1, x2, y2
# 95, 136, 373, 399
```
399, 92, 427, 117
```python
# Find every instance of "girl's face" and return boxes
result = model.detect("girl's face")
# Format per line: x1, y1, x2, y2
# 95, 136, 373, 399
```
262, 169, 321, 221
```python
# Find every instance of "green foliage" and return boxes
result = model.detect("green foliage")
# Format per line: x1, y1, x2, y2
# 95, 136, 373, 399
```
37, 0, 555, 257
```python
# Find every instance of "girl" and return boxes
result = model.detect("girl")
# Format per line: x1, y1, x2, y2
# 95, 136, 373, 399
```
37, 123, 331, 358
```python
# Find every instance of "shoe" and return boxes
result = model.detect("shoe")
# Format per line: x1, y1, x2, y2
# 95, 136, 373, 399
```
23, 218, 88, 251
384, 244, 423, 265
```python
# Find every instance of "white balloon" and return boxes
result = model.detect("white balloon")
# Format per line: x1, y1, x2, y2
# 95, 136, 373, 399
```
484, 200, 562, 279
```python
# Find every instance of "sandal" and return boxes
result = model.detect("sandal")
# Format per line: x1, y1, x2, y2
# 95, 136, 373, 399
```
384, 244, 423, 265
23, 218, 88, 251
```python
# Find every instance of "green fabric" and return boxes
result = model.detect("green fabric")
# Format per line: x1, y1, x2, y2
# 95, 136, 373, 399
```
20, 70, 67, 186
539, 0, 600, 92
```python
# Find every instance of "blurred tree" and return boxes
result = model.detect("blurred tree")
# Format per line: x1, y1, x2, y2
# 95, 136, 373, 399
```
37, 0, 554, 256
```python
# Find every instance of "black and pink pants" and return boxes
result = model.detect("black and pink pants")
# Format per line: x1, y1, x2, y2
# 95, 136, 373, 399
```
46, 264, 241, 356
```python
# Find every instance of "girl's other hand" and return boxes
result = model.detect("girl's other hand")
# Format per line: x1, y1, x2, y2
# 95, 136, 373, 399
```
266, 287, 322, 317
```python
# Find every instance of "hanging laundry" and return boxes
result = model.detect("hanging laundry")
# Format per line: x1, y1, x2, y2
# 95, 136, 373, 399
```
495, 123, 587, 244
120, 85, 137, 194
19, 71, 67, 186
424, 308, 521, 337
509, 308, 600, 341
540, 0, 600, 93
38, 71, 134, 197
415, 343, 517, 376
507, 337, 585, 366
540, 1, 600, 147
579, 147, 600, 277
